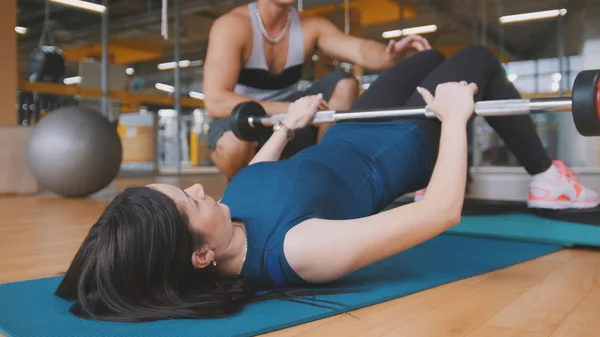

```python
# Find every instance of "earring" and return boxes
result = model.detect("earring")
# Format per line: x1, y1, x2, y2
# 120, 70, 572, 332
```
212, 260, 217, 267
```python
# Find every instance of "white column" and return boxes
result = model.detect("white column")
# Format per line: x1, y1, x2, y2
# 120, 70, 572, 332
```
556, 5, 600, 167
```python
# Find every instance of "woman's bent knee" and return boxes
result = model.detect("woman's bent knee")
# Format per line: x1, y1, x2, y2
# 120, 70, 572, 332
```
456, 44, 500, 64
407, 49, 446, 64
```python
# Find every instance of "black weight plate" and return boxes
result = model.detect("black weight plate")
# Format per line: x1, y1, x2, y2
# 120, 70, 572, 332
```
230, 101, 269, 141
572, 70, 600, 137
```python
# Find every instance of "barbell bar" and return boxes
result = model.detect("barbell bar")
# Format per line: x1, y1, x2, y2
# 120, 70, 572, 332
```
230, 69, 600, 141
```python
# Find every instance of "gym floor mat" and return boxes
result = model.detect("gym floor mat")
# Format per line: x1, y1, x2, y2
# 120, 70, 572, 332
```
447, 213, 600, 247
387, 198, 600, 226
0, 232, 561, 337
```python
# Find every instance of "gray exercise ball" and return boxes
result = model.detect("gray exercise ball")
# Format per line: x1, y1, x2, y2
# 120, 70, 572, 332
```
27, 106, 123, 197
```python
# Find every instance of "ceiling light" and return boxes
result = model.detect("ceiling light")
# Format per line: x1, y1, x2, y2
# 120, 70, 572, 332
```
189, 91, 205, 100
552, 73, 562, 82
499, 9, 567, 24
155, 83, 174, 93
382, 25, 438, 39
49, 0, 106, 13
158, 60, 192, 70
63, 76, 82, 85
126, 68, 135, 75
15, 26, 27, 35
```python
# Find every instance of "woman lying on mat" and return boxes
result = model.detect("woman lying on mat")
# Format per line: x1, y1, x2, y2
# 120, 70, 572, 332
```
56, 45, 599, 322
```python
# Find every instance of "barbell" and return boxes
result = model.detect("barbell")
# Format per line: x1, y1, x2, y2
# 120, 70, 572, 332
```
230, 69, 600, 141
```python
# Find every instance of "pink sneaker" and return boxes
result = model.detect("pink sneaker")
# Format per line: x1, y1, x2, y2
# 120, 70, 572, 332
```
414, 188, 426, 201
528, 161, 600, 209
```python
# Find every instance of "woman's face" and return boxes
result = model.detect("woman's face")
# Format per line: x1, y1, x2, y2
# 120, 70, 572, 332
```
148, 183, 232, 250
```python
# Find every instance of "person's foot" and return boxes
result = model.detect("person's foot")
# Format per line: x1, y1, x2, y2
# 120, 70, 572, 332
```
528, 161, 600, 210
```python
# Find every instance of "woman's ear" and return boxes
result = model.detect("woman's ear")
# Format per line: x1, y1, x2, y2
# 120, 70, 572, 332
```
191, 246, 215, 269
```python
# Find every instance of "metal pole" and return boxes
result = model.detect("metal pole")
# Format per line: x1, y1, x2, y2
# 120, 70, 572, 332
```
471, 0, 478, 44
331, 1, 341, 71
497, 0, 504, 61
534, 59, 539, 93
557, 0, 566, 96
480, 0, 487, 46
334, 2, 340, 29
340, 0, 351, 72
554, 0, 568, 163
101, 0, 109, 119
152, 112, 160, 174
174, 0, 182, 174
344, 0, 349, 35
471, 0, 480, 168
398, 0, 404, 26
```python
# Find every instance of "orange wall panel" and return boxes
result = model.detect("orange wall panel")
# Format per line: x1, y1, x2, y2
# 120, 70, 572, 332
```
1, 0, 17, 125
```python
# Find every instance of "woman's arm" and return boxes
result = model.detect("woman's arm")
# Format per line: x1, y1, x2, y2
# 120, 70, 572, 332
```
248, 130, 291, 165
249, 95, 327, 165
283, 82, 478, 284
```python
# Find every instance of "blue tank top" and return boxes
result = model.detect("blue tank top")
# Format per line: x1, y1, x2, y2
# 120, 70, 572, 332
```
219, 121, 434, 287
221, 158, 367, 286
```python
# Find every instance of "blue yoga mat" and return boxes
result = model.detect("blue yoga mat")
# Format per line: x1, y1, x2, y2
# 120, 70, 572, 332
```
447, 213, 600, 247
0, 233, 561, 337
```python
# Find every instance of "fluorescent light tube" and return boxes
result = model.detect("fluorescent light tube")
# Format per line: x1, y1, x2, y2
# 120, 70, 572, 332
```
49, 0, 106, 13
499, 9, 567, 24
158, 60, 192, 70
189, 91, 205, 100
155, 83, 175, 93
382, 25, 437, 39
63, 76, 82, 85
15, 26, 27, 34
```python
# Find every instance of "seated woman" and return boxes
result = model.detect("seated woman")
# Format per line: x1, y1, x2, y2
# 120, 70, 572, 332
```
55, 45, 599, 322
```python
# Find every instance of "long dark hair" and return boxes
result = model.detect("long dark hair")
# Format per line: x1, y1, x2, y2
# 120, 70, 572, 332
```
55, 186, 351, 322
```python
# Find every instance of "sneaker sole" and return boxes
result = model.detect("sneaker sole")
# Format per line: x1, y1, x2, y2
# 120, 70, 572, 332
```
527, 199, 600, 210
415, 198, 599, 209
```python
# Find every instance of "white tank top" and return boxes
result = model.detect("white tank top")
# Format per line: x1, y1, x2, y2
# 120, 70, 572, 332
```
234, 2, 305, 101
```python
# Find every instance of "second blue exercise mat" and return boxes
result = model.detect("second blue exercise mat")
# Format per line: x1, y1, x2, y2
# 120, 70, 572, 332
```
0, 233, 561, 337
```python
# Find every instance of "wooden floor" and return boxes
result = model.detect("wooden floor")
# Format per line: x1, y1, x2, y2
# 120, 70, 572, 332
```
1, 174, 600, 337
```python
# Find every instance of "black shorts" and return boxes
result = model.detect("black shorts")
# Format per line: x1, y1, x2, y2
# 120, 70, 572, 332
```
207, 69, 355, 158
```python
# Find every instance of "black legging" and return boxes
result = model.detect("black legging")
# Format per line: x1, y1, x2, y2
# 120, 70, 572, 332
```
352, 45, 553, 176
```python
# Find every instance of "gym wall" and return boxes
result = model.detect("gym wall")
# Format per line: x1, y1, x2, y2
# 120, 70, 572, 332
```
0, 0, 38, 195
1, 0, 17, 126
